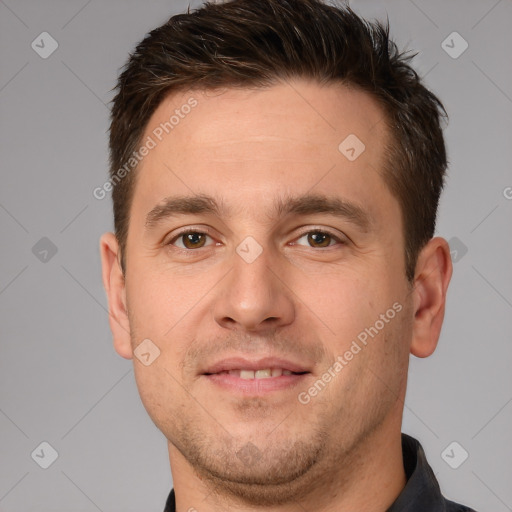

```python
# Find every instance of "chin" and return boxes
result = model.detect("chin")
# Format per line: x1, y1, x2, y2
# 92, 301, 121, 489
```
194, 442, 325, 506
174, 427, 328, 506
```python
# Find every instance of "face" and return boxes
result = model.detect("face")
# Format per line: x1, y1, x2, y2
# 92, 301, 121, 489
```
105, 80, 421, 504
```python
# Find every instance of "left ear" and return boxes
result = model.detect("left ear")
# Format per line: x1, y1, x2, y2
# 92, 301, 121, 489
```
410, 236, 453, 358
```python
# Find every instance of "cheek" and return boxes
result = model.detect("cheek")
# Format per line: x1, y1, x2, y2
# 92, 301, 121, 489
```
125, 273, 197, 401
132, 363, 183, 437
309, 274, 388, 345
321, 302, 411, 418
362, 299, 413, 392
318, 276, 409, 389
125, 268, 192, 339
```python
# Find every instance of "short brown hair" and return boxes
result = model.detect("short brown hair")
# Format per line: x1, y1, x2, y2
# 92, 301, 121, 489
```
109, 0, 447, 281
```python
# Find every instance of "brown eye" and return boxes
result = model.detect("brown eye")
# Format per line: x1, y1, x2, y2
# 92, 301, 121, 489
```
295, 230, 341, 248
307, 232, 332, 248
170, 231, 213, 250
182, 232, 206, 249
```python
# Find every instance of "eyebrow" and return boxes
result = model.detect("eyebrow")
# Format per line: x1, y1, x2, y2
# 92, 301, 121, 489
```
144, 192, 373, 233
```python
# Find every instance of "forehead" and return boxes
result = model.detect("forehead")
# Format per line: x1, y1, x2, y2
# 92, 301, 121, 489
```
148, 80, 387, 158
131, 80, 396, 225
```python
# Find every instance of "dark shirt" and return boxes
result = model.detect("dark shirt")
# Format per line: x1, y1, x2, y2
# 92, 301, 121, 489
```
163, 433, 477, 511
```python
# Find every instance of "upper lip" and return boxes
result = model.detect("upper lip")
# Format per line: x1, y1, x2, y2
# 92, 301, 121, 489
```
202, 356, 311, 375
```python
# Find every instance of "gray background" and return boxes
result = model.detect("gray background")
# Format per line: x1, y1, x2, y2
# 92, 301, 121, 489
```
0, 0, 511, 510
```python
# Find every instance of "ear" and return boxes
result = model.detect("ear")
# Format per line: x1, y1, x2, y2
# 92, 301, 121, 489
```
99, 232, 133, 359
410, 237, 453, 358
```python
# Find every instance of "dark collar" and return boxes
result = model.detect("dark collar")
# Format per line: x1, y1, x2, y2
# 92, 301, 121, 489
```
386, 433, 475, 511
164, 433, 475, 512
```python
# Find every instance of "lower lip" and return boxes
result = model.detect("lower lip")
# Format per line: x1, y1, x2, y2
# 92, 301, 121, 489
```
203, 373, 310, 395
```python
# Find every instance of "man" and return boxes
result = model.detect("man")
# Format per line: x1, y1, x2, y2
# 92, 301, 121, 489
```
99, 0, 477, 510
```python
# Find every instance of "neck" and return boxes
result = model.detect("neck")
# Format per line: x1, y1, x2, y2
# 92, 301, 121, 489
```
168, 417, 406, 512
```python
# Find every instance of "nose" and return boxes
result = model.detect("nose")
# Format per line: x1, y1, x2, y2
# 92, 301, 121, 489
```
212, 243, 296, 334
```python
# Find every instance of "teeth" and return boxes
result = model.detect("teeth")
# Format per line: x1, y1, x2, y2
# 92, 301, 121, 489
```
255, 369, 272, 379
224, 368, 295, 379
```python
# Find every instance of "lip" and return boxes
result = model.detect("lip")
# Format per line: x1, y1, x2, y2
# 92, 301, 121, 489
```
202, 356, 311, 375
204, 371, 310, 395
200, 356, 312, 396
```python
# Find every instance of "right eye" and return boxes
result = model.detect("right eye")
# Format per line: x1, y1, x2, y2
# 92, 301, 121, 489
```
168, 230, 216, 250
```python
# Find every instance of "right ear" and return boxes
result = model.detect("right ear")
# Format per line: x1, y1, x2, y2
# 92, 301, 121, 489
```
99, 232, 133, 359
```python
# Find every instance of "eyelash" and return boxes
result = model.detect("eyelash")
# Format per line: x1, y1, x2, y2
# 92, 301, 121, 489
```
165, 227, 346, 253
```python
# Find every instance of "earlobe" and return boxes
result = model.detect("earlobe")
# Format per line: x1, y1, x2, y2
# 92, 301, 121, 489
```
99, 232, 133, 360
410, 237, 453, 358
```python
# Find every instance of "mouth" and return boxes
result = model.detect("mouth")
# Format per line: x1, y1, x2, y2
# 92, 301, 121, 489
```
201, 357, 312, 395
206, 368, 308, 379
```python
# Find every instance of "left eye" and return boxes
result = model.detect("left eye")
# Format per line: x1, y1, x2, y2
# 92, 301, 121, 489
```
294, 230, 342, 248
170, 231, 215, 250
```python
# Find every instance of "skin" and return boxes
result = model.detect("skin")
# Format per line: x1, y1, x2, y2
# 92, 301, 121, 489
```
100, 79, 452, 512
